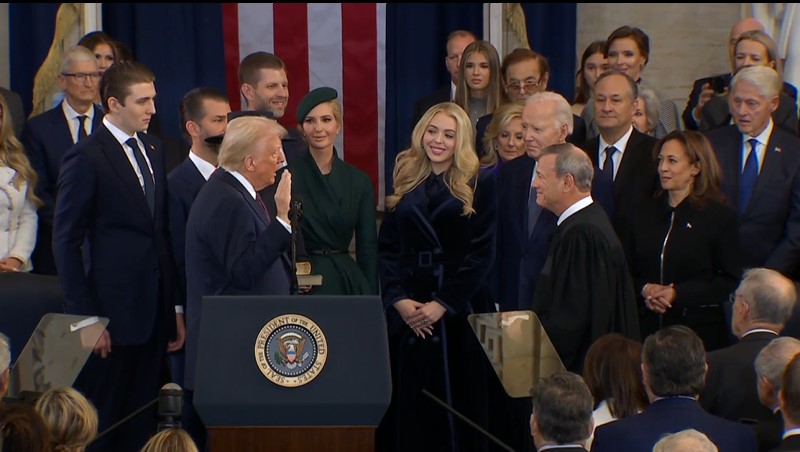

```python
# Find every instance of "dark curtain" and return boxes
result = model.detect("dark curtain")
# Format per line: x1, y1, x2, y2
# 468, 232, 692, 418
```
103, 3, 227, 144
522, 3, 577, 102
9, 3, 61, 120
385, 3, 483, 196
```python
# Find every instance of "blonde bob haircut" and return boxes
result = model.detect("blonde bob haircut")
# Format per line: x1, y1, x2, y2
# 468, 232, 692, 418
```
34, 387, 99, 452
218, 116, 287, 172
387, 102, 479, 216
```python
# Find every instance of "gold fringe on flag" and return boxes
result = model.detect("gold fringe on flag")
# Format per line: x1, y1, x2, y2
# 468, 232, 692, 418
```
30, 3, 83, 118
505, 3, 530, 50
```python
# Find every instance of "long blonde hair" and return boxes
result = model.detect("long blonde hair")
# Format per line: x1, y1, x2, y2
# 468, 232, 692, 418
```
387, 102, 478, 216
0, 95, 42, 207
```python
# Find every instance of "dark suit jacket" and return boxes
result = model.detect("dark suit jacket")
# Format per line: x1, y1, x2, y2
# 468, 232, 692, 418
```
683, 73, 798, 131
494, 155, 556, 311
184, 169, 292, 390
53, 124, 177, 345
774, 433, 800, 452
23, 103, 104, 274
0, 87, 25, 137
591, 397, 757, 452
167, 157, 207, 309
475, 112, 587, 159
412, 85, 451, 128
701, 330, 782, 451
705, 125, 800, 278
700, 92, 799, 136
580, 128, 659, 240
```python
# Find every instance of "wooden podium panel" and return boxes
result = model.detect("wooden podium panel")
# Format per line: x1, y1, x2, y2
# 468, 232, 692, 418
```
208, 426, 375, 452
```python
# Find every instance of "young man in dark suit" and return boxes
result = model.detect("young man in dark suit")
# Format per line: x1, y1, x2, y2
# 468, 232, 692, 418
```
53, 60, 184, 452
579, 69, 658, 241
166, 87, 230, 449
23, 46, 105, 275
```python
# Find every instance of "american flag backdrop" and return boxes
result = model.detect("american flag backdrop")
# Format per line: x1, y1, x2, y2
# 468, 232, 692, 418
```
221, 3, 387, 206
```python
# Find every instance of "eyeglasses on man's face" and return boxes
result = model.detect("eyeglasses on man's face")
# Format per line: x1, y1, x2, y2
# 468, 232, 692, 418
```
61, 72, 102, 83
506, 79, 542, 92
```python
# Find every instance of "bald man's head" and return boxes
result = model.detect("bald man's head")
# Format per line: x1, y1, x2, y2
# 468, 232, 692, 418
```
729, 18, 766, 67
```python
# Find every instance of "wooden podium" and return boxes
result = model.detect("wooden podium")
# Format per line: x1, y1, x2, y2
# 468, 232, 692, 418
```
194, 295, 391, 452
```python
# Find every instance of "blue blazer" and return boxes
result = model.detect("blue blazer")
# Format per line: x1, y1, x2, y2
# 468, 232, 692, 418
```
23, 103, 105, 227
705, 124, 800, 278
53, 124, 177, 345
167, 158, 207, 308
591, 397, 756, 452
493, 155, 556, 311
184, 169, 293, 390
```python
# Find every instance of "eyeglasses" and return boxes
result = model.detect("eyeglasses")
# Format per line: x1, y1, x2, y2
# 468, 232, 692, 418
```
506, 79, 541, 92
61, 72, 102, 82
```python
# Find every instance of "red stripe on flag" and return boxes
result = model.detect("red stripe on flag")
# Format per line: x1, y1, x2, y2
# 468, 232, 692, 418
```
273, 4, 309, 129
221, 3, 241, 111
342, 4, 379, 202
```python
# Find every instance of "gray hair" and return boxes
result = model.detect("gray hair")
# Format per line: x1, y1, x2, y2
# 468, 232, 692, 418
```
652, 429, 718, 452
531, 371, 593, 444
218, 116, 287, 172
59, 45, 98, 74
638, 88, 660, 133
525, 91, 574, 134
754, 336, 800, 389
595, 69, 639, 100
540, 143, 594, 192
0, 332, 9, 374
731, 65, 781, 100
737, 267, 797, 326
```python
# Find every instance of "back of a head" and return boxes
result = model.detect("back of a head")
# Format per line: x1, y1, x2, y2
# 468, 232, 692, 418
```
737, 268, 797, 329
643, 325, 707, 398
652, 428, 719, 452
140, 428, 198, 452
755, 336, 800, 410
781, 352, 800, 425
34, 387, 98, 451
0, 402, 50, 452
531, 371, 594, 444
583, 333, 648, 418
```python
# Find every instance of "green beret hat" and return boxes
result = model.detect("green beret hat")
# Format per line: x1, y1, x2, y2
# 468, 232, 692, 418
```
296, 87, 338, 124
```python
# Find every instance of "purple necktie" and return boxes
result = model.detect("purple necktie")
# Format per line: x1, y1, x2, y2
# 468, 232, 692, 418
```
255, 192, 271, 223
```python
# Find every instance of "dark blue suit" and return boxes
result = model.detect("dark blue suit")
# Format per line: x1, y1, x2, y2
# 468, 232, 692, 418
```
412, 85, 451, 128
22, 103, 104, 274
494, 155, 556, 311
591, 398, 756, 452
705, 124, 800, 278
53, 123, 176, 451
184, 169, 292, 391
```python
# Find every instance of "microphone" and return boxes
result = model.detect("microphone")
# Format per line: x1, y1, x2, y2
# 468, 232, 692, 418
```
422, 389, 515, 452
289, 198, 303, 295
90, 382, 182, 445
157, 382, 183, 431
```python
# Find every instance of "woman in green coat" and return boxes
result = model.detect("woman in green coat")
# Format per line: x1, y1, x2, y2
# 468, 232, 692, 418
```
289, 87, 378, 295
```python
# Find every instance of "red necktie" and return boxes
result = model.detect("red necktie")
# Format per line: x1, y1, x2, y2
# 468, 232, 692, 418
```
255, 192, 271, 223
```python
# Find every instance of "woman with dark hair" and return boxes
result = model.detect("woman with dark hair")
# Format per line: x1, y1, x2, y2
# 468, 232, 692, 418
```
624, 130, 741, 351
573, 40, 608, 116
583, 333, 649, 449
77, 31, 118, 75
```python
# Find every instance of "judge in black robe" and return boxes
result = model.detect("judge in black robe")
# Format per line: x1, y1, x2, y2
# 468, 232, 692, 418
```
531, 144, 639, 373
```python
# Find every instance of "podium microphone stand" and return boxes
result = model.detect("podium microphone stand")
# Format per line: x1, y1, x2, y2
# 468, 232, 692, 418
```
289, 199, 302, 295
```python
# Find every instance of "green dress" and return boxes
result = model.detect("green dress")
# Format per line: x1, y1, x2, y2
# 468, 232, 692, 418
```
289, 150, 378, 295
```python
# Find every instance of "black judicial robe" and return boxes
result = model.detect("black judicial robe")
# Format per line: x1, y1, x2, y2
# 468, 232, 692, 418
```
532, 201, 639, 372
377, 170, 497, 452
